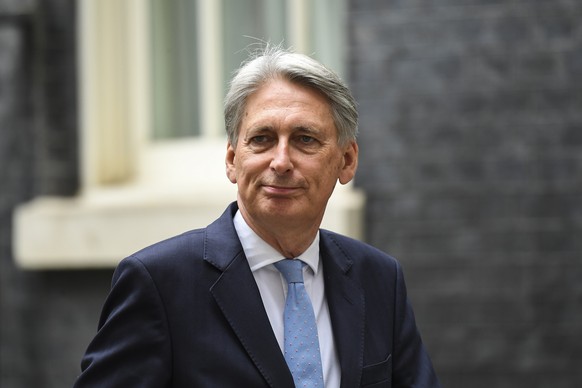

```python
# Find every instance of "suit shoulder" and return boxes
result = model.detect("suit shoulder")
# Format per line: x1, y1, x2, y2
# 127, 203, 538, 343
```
127, 227, 206, 267
320, 229, 399, 267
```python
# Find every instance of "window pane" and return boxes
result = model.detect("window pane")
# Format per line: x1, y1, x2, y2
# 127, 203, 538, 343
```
151, 0, 200, 139
148, 0, 345, 140
309, 0, 347, 77
221, 0, 286, 97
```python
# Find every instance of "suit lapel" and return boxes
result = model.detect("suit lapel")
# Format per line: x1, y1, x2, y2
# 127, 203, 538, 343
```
204, 204, 294, 388
203, 205, 366, 388
321, 232, 366, 388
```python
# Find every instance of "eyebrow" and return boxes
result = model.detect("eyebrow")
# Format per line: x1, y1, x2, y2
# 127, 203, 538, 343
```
293, 125, 319, 133
244, 125, 274, 136
245, 124, 321, 136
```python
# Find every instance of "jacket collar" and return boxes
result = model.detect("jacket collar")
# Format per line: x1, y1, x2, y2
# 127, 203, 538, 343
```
204, 202, 295, 387
204, 203, 365, 388
320, 231, 366, 388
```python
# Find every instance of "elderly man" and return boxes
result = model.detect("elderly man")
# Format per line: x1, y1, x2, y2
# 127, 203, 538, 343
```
74, 47, 440, 388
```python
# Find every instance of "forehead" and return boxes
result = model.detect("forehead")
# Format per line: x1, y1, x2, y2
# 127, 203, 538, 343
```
243, 78, 333, 124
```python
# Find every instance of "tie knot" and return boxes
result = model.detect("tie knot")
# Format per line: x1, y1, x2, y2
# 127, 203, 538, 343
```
274, 259, 305, 284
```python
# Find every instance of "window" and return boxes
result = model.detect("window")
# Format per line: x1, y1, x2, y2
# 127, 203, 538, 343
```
151, 0, 346, 140
151, 0, 201, 139
13, 0, 363, 269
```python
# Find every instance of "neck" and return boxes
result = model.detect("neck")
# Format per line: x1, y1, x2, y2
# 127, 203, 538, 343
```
238, 205, 320, 259
260, 227, 318, 259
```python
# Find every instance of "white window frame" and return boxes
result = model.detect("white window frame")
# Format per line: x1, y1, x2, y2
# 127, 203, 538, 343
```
13, 0, 364, 269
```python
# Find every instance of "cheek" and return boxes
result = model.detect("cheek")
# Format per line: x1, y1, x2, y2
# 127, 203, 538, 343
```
235, 160, 260, 184
313, 158, 342, 187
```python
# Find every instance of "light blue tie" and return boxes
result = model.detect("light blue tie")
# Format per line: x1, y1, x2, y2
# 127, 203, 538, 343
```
275, 259, 324, 388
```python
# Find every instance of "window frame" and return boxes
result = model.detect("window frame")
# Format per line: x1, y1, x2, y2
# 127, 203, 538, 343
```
12, 0, 363, 269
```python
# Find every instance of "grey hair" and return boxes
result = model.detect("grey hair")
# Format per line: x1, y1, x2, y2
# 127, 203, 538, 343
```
224, 46, 358, 147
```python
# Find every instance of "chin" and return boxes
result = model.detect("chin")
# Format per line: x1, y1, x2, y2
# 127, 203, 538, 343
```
260, 198, 307, 217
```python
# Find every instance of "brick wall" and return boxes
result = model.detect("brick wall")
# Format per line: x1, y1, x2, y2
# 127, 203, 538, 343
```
33, 0, 79, 195
2, 0, 581, 387
0, 5, 35, 386
350, 1, 582, 387
0, 1, 112, 387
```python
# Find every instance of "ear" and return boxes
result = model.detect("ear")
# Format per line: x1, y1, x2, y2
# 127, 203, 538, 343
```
338, 141, 358, 185
225, 141, 237, 184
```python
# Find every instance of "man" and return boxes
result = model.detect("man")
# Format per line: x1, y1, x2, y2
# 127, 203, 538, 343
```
74, 47, 440, 387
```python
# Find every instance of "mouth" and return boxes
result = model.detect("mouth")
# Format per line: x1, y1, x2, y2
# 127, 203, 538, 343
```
262, 184, 303, 196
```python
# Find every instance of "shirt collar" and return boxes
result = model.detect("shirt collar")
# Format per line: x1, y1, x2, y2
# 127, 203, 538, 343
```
233, 210, 320, 275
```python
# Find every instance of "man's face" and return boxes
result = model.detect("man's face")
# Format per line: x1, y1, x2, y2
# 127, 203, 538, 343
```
226, 78, 358, 234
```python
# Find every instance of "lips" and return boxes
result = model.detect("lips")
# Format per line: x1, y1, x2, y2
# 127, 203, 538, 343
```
263, 185, 299, 193
261, 181, 306, 196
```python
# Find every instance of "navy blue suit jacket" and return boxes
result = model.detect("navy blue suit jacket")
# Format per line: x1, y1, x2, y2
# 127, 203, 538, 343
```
74, 203, 440, 387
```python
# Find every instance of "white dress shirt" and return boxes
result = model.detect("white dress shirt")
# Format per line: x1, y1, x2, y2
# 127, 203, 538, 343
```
233, 210, 341, 387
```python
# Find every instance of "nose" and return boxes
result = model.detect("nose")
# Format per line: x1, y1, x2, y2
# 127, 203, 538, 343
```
270, 141, 293, 175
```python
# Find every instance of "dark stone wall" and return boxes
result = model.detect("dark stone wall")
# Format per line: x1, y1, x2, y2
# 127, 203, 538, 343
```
33, 0, 79, 196
0, 4, 37, 385
350, 1, 582, 387
1, 0, 581, 387
0, 1, 112, 387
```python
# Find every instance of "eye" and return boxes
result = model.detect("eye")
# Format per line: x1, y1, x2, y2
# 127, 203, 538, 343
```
299, 135, 315, 144
246, 134, 274, 151
250, 135, 269, 144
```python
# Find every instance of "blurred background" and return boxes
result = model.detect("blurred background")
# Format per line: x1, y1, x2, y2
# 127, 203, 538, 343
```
1, 0, 581, 387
